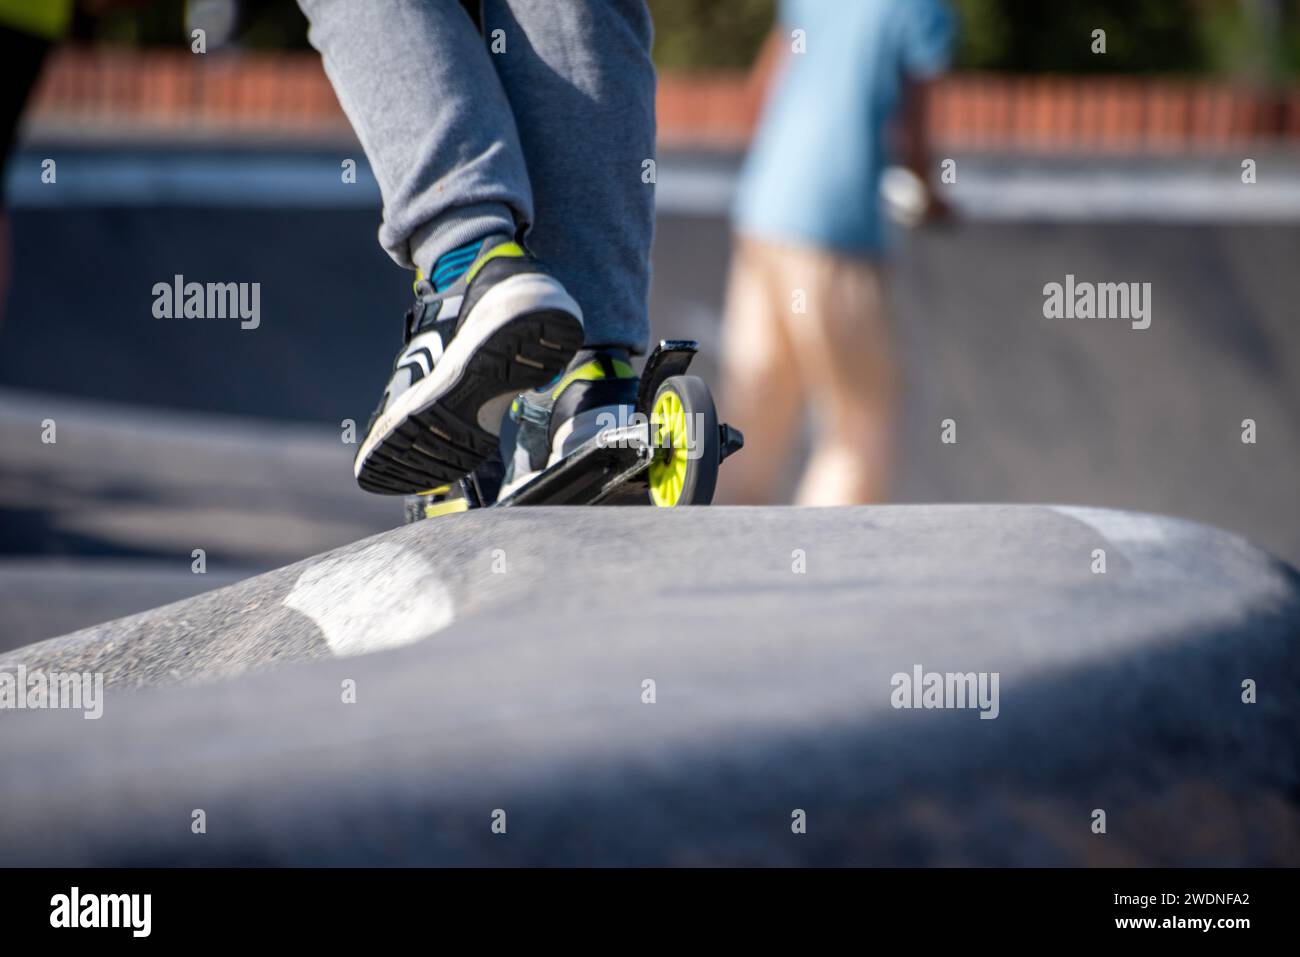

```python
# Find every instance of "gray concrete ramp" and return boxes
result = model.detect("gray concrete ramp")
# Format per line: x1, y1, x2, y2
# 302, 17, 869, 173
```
0, 504, 1296, 865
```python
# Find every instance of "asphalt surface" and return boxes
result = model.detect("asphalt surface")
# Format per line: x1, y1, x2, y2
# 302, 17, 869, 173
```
0, 559, 247, 656
0, 151, 1296, 865
2, 208, 1298, 648
0, 386, 396, 648
0, 504, 1297, 865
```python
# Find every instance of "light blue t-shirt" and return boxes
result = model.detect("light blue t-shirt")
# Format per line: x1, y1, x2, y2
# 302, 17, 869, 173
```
733, 0, 955, 253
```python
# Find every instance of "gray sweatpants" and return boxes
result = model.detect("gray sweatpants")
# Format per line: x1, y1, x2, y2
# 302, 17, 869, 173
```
298, 0, 656, 352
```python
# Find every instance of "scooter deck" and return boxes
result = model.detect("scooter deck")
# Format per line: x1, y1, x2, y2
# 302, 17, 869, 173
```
405, 340, 743, 517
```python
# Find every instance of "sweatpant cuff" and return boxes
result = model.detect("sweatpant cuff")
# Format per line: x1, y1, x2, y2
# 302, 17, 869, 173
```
409, 201, 518, 277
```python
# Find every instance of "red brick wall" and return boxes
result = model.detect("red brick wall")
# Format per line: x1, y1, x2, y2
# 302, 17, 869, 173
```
26, 47, 1300, 151
928, 74, 1300, 152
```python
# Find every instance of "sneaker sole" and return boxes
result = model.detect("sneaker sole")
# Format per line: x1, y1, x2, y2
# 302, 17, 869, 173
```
355, 274, 583, 494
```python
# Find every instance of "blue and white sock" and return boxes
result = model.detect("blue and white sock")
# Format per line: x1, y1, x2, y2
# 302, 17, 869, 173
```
431, 238, 491, 291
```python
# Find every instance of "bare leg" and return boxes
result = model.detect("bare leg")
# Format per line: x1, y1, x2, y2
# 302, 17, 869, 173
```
787, 248, 896, 506
715, 236, 806, 504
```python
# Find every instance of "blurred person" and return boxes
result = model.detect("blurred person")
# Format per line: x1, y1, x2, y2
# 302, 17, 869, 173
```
296, 0, 654, 496
719, 0, 955, 506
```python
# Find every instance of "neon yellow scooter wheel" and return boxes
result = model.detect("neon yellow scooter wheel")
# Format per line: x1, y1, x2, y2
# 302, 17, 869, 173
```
648, 375, 719, 506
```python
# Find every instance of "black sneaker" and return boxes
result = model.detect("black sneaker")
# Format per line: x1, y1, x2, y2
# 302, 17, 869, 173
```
499, 348, 640, 499
355, 237, 584, 494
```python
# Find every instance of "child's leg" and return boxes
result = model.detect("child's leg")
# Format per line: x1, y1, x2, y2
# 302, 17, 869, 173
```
482, 0, 656, 353
299, 0, 591, 494
715, 236, 806, 505
786, 249, 896, 506
298, 0, 530, 276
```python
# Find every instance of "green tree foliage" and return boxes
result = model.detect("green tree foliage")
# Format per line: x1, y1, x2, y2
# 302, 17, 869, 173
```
951, 0, 1297, 78
647, 0, 1298, 78
77, 0, 1300, 79
648, 0, 776, 71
